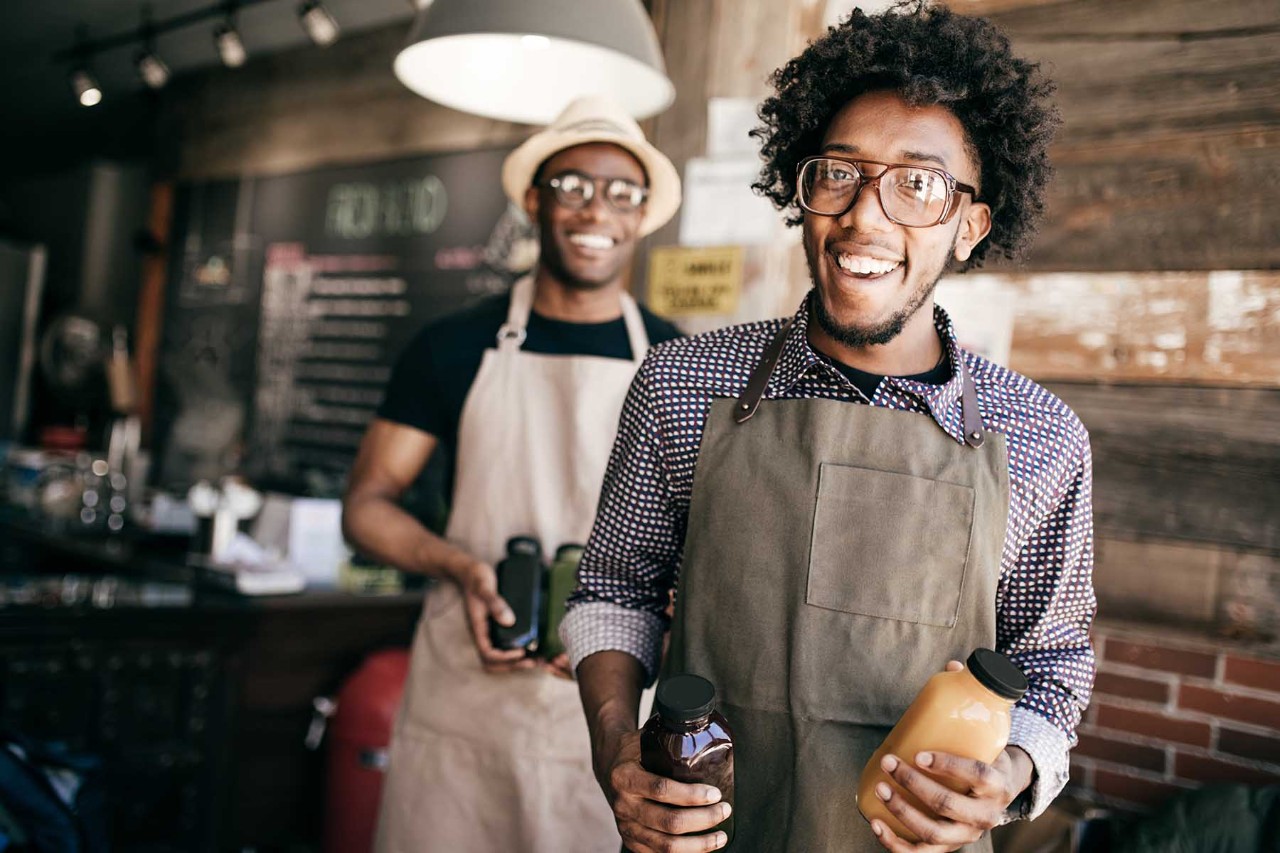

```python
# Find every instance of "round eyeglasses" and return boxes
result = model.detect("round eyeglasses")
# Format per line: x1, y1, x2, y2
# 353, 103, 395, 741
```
539, 171, 648, 214
796, 156, 977, 227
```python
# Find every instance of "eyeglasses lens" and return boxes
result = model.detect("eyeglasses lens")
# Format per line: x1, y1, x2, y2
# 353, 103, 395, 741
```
800, 159, 950, 226
549, 172, 645, 213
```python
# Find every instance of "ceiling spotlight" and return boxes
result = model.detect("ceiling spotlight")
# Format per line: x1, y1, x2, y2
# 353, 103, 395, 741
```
214, 20, 248, 68
299, 1, 340, 47
136, 49, 170, 89
70, 68, 103, 107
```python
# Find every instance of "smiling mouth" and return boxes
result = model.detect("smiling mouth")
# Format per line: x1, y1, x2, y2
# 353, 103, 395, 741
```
831, 251, 903, 280
568, 233, 617, 251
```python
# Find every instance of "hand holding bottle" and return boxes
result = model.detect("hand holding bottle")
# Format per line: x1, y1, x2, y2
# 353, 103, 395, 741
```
600, 728, 730, 853
865, 659, 1035, 853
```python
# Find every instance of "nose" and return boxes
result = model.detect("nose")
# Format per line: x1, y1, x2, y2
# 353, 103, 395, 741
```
839, 178, 894, 235
578, 187, 610, 221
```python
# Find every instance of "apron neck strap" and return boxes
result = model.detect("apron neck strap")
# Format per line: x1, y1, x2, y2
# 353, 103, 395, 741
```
734, 318, 794, 423
496, 275, 650, 362
958, 356, 985, 448
496, 276, 535, 351
734, 318, 987, 449
618, 292, 650, 364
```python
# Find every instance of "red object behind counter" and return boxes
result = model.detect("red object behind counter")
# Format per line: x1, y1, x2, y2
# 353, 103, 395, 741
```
322, 648, 410, 853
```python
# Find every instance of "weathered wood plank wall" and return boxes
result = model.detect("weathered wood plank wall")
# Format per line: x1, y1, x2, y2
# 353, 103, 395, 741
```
975, 0, 1280, 271
964, 0, 1280, 636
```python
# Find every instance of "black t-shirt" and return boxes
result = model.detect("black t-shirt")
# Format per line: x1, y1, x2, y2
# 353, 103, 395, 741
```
820, 350, 953, 399
377, 291, 683, 454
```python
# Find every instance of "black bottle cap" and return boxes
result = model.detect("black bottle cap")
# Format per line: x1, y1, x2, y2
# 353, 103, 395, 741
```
967, 648, 1028, 701
506, 536, 541, 557
656, 674, 717, 723
555, 543, 585, 562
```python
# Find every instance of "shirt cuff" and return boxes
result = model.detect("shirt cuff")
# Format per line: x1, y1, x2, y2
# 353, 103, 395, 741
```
1004, 707, 1073, 822
561, 601, 666, 684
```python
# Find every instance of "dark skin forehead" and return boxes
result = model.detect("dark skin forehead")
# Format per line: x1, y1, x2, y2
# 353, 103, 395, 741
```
820, 90, 980, 188
536, 142, 648, 186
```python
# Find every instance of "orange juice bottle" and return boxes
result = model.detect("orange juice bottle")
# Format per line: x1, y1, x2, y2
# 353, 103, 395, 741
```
857, 648, 1027, 842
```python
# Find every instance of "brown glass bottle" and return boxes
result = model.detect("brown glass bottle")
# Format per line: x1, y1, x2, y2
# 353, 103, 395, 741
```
640, 674, 735, 843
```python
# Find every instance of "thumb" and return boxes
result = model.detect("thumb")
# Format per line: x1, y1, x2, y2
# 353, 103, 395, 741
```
945, 659, 964, 672
472, 563, 515, 626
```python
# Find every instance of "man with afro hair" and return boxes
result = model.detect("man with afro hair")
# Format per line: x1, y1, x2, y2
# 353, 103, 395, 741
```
564, 4, 1096, 852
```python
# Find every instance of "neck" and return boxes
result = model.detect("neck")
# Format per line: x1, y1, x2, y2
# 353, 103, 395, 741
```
531, 266, 625, 322
807, 301, 943, 377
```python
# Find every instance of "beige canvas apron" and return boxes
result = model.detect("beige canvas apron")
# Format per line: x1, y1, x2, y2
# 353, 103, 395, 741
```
663, 319, 1010, 852
375, 275, 648, 853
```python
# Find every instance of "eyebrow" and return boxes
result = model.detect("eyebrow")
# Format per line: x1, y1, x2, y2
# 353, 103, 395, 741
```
821, 142, 950, 170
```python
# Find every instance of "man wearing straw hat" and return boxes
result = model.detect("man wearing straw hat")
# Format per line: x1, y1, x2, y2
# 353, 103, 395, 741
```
342, 95, 682, 852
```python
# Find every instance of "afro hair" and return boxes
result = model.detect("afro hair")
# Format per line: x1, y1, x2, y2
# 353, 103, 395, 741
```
752, 1, 1060, 270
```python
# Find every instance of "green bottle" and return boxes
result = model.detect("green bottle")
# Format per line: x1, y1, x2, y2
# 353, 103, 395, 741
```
541, 544, 583, 660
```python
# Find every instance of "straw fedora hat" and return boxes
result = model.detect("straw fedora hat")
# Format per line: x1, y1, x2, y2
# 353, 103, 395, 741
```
502, 95, 681, 237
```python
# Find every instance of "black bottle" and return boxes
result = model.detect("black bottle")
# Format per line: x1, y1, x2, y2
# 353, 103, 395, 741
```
489, 536, 543, 653
640, 674, 735, 843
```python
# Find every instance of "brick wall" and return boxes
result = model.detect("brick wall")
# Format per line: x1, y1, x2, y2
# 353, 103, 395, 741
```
1069, 620, 1280, 811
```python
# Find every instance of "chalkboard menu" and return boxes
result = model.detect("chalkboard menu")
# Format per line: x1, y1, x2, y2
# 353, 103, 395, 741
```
154, 146, 530, 493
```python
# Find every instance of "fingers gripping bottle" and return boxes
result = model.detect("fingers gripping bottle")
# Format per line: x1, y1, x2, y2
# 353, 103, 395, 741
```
857, 648, 1028, 842
641, 674, 735, 843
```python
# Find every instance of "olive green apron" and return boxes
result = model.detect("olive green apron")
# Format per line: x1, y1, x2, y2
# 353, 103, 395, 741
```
662, 319, 1010, 852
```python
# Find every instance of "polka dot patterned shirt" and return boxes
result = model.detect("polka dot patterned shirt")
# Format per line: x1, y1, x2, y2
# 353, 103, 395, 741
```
561, 294, 1097, 820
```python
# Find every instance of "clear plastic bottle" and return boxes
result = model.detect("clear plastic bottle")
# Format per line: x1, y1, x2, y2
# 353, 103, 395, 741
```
857, 648, 1028, 842
640, 674, 735, 842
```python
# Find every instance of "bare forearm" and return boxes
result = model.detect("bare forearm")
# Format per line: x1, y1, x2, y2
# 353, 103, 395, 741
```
577, 650, 647, 790
342, 494, 470, 580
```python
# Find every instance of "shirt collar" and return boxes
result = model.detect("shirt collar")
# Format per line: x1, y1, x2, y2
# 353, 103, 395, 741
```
765, 293, 970, 441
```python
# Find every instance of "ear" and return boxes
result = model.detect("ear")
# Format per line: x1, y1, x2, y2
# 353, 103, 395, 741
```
523, 185, 540, 222
953, 201, 992, 263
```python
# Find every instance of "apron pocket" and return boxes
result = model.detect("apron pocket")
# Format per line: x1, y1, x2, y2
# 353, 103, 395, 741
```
807, 462, 975, 628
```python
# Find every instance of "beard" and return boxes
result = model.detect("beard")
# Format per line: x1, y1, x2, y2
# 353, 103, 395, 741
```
808, 231, 956, 348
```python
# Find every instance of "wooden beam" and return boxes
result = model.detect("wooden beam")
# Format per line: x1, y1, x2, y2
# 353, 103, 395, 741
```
939, 0, 1074, 16
959, 270, 1280, 386
1045, 382, 1280, 553
135, 181, 173, 442
980, 0, 1279, 37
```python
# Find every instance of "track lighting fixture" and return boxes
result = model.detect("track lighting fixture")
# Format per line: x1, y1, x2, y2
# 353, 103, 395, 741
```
134, 8, 171, 90
59, 0, 353, 103
214, 19, 248, 68
70, 67, 103, 107
136, 50, 171, 88
298, 1, 340, 47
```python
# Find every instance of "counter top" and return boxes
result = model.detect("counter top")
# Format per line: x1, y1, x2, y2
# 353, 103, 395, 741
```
0, 509, 424, 613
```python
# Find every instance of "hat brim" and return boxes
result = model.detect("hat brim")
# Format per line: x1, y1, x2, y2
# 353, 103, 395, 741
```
502, 132, 681, 238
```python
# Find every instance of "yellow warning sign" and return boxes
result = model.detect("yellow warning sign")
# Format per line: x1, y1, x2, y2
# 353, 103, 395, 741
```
647, 245, 743, 317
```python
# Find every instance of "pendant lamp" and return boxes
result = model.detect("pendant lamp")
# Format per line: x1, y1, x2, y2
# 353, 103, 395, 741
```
393, 0, 675, 125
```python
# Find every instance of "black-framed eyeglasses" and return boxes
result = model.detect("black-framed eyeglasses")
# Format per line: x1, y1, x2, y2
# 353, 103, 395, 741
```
538, 170, 648, 214
796, 155, 978, 227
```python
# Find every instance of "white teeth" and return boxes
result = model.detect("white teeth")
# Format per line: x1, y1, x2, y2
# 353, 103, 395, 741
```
835, 254, 901, 276
569, 233, 615, 250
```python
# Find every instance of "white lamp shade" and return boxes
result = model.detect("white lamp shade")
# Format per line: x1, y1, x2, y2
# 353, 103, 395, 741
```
393, 0, 675, 125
